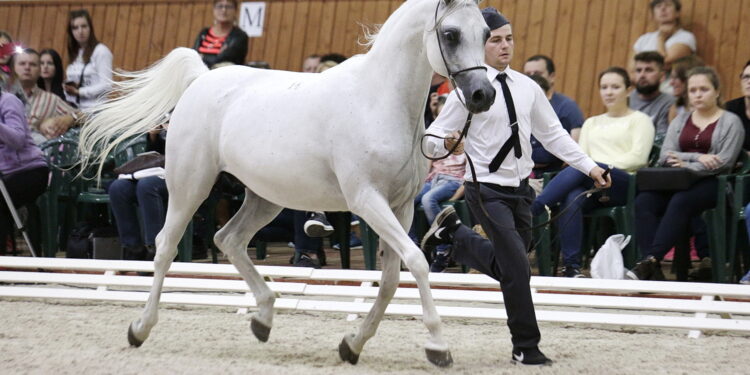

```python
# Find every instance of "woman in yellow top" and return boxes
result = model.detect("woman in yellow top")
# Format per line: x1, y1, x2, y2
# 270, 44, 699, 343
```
531, 67, 654, 278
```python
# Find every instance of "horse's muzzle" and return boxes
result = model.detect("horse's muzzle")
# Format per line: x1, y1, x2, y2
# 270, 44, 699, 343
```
455, 71, 496, 114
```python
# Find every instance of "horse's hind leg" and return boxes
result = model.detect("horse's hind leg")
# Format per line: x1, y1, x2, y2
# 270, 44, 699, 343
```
212, 190, 282, 342
127, 165, 217, 347
344, 194, 451, 367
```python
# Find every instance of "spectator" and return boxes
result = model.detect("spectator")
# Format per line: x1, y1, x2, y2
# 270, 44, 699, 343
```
316, 60, 338, 73
631, 0, 696, 70
0, 31, 13, 83
37, 49, 66, 101
630, 52, 674, 143
64, 9, 113, 110
531, 67, 654, 278
416, 132, 466, 272
523, 55, 585, 177
629, 67, 744, 281
11, 49, 77, 143
302, 54, 320, 73
667, 55, 704, 122
725, 60, 750, 151
108, 126, 168, 261
193, 0, 248, 69
0, 88, 49, 254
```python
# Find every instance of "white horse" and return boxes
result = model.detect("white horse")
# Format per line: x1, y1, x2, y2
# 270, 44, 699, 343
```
79, 0, 494, 367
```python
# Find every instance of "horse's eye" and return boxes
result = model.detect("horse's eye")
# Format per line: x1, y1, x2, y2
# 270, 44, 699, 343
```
443, 30, 460, 43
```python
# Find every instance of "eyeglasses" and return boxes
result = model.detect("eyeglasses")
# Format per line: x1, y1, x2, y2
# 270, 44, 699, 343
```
214, 4, 235, 10
741, 74, 750, 81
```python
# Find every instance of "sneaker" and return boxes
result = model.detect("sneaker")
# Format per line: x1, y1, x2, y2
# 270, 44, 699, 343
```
562, 266, 585, 278
420, 206, 461, 253
303, 211, 334, 237
740, 270, 750, 284
626, 256, 662, 281
430, 251, 450, 273
293, 254, 321, 269
511, 347, 553, 366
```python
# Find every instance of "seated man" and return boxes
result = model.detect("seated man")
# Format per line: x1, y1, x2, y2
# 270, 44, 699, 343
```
11, 48, 78, 143
523, 55, 584, 179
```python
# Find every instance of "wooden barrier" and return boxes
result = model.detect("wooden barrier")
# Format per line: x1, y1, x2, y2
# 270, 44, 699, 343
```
2, 256, 749, 337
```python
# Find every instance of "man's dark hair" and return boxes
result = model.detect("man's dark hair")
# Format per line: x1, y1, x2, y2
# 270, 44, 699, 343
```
650, 0, 681, 12
320, 53, 347, 64
744, 59, 750, 72
528, 73, 550, 93
634, 51, 665, 68
526, 55, 555, 75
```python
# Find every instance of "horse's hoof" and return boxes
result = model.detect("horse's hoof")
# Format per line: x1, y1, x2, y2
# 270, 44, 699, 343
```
127, 322, 144, 348
426, 348, 453, 367
251, 317, 271, 343
338, 334, 359, 365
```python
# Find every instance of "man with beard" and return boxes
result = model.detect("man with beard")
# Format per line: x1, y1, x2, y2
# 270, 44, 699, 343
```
629, 51, 674, 144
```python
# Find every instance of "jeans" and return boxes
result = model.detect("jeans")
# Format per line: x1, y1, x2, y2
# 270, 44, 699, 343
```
635, 178, 718, 260
414, 174, 462, 224
530, 163, 630, 269
746, 203, 750, 245
415, 174, 461, 255
108, 176, 168, 247
0, 166, 49, 251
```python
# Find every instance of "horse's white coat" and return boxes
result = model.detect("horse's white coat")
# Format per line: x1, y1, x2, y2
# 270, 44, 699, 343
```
79, 0, 493, 365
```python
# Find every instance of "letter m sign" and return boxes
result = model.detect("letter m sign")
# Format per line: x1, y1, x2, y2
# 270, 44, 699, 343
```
239, 2, 266, 37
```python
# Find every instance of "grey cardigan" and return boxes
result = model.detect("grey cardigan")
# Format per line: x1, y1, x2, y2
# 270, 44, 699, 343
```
659, 110, 745, 176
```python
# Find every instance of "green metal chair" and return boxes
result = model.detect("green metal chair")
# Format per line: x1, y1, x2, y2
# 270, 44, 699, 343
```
38, 138, 82, 257
700, 152, 750, 283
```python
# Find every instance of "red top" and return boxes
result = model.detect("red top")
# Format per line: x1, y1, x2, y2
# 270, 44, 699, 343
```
198, 28, 227, 55
679, 116, 717, 153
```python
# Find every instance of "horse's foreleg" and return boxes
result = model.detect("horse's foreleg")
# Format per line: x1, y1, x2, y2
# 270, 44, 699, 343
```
348, 195, 451, 367
128, 193, 207, 347
213, 190, 282, 342
339, 234, 401, 365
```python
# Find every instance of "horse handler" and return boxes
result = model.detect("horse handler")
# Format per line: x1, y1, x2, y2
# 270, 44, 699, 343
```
421, 8, 610, 366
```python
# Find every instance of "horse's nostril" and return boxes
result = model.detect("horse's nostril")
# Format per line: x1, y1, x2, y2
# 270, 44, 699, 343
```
472, 90, 485, 103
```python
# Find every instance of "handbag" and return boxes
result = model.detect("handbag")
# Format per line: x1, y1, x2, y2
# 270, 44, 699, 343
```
636, 167, 702, 191
113, 151, 165, 175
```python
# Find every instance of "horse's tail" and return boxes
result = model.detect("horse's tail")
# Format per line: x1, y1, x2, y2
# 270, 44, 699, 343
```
78, 47, 208, 178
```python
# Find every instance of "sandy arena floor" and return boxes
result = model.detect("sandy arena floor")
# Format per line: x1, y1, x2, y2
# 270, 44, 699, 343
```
1, 298, 748, 374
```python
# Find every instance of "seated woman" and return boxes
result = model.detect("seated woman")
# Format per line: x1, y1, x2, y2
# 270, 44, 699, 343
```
0, 88, 48, 254
667, 55, 704, 122
531, 67, 654, 278
193, 0, 248, 69
629, 67, 745, 281
108, 126, 167, 261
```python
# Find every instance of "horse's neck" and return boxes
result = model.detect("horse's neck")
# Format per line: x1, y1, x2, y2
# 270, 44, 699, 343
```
356, 0, 436, 126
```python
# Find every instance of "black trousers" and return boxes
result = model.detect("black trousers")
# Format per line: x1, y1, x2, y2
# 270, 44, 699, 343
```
0, 166, 49, 251
451, 180, 540, 349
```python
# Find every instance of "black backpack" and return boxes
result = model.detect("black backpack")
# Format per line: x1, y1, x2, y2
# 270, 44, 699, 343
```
66, 222, 94, 259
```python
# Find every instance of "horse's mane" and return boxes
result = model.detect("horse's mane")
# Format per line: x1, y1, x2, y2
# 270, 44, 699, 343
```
359, 0, 475, 49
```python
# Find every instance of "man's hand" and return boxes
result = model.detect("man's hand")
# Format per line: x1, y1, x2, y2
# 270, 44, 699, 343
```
443, 131, 464, 155
40, 114, 75, 138
658, 23, 676, 40
589, 166, 611, 189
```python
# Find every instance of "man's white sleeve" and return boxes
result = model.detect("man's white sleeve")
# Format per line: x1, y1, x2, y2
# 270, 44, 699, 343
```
423, 90, 469, 158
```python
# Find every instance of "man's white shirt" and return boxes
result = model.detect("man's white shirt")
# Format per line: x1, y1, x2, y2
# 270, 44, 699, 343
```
424, 65, 597, 187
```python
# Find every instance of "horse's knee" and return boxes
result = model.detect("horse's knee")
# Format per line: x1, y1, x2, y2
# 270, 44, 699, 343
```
403, 250, 429, 276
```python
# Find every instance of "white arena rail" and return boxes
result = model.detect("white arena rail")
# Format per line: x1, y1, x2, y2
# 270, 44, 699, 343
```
1, 256, 748, 338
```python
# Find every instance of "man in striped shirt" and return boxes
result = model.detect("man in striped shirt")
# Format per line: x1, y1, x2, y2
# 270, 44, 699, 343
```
13, 48, 77, 143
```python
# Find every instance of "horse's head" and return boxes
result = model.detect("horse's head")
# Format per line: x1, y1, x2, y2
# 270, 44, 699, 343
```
425, 0, 495, 114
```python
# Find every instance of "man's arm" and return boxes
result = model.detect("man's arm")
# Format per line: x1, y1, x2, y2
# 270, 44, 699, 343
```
423, 90, 470, 158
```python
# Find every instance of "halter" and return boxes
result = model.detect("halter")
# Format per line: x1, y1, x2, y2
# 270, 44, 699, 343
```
433, 0, 487, 110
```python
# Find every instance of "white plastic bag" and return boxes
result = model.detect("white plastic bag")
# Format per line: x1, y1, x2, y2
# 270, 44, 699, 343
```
590, 234, 630, 279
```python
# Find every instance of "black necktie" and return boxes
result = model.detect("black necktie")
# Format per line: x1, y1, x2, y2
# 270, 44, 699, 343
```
488, 73, 522, 173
